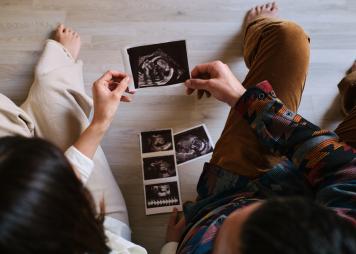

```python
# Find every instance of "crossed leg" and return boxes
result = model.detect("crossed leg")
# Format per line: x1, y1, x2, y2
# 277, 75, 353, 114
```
210, 3, 310, 178
19, 25, 129, 225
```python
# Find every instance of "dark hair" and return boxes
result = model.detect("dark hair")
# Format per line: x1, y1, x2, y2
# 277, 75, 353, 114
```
0, 136, 110, 253
240, 197, 356, 254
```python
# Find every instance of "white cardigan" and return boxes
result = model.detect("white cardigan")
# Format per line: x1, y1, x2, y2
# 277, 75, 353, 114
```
65, 146, 177, 254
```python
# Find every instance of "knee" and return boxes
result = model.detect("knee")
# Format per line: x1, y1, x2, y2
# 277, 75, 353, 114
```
272, 21, 309, 44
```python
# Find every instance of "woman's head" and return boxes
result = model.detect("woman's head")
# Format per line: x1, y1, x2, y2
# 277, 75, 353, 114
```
0, 136, 109, 253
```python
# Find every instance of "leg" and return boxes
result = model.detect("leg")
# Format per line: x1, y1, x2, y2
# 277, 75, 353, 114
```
335, 67, 356, 148
210, 3, 310, 178
21, 26, 129, 225
0, 94, 34, 138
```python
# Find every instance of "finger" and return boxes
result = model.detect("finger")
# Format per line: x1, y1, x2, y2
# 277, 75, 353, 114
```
185, 87, 195, 95
58, 24, 65, 32
113, 76, 130, 95
120, 95, 132, 102
191, 62, 214, 78
197, 89, 204, 99
108, 81, 119, 91
168, 208, 178, 226
185, 79, 210, 91
100, 70, 128, 83
176, 217, 186, 229
126, 86, 136, 94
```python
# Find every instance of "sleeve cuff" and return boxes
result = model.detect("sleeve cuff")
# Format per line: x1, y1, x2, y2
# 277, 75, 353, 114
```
160, 242, 179, 254
64, 146, 94, 184
235, 80, 275, 116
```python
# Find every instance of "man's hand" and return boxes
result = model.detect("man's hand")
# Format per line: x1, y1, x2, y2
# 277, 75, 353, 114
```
165, 208, 186, 243
92, 70, 134, 130
185, 61, 246, 107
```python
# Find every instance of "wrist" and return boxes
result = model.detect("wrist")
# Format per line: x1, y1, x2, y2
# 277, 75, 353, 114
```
89, 120, 110, 134
228, 88, 246, 107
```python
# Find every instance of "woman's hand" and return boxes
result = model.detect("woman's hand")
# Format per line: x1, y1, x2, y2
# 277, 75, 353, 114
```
92, 70, 134, 130
165, 208, 186, 243
73, 70, 134, 159
185, 61, 246, 107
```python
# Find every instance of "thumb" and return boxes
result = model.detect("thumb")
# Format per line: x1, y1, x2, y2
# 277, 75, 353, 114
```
185, 79, 210, 91
113, 76, 130, 95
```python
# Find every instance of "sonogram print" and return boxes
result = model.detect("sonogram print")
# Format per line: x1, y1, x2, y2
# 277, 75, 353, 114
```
138, 49, 184, 87
141, 129, 174, 154
145, 182, 180, 208
143, 155, 177, 180
127, 40, 190, 89
174, 125, 214, 165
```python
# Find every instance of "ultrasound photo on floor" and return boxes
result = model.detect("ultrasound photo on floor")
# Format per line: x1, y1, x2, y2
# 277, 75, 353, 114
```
142, 155, 177, 180
140, 129, 174, 155
126, 40, 190, 89
145, 182, 180, 211
174, 125, 214, 165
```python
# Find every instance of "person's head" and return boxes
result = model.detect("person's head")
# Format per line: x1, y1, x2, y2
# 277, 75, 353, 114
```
0, 136, 110, 254
213, 197, 356, 254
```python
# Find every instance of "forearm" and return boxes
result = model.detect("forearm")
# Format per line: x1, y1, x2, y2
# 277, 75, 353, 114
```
73, 122, 109, 159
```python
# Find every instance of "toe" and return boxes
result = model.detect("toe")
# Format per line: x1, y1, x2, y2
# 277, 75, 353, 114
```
271, 2, 278, 11
58, 24, 64, 31
56, 24, 65, 35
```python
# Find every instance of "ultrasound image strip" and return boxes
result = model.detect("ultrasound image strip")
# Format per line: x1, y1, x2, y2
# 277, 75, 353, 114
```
139, 129, 182, 215
126, 40, 190, 89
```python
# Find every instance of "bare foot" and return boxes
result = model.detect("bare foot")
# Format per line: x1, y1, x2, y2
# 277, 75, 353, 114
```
246, 2, 279, 24
54, 24, 81, 60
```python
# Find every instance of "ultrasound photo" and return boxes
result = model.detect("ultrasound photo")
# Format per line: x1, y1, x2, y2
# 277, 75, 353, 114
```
140, 129, 174, 154
127, 40, 190, 89
142, 155, 177, 180
145, 182, 180, 209
174, 125, 214, 165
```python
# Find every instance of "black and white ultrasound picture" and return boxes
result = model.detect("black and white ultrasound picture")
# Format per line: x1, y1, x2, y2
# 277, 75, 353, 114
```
145, 182, 180, 208
174, 125, 214, 165
143, 155, 177, 180
127, 40, 190, 89
141, 129, 173, 154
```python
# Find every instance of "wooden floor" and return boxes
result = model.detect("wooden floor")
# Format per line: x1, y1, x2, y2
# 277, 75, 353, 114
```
1, 0, 356, 253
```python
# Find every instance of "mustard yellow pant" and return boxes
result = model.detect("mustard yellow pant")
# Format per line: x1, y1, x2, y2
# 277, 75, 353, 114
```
211, 17, 356, 177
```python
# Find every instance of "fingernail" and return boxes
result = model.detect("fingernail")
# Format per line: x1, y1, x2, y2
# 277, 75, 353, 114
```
185, 80, 191, 86
124, 76, 130, 82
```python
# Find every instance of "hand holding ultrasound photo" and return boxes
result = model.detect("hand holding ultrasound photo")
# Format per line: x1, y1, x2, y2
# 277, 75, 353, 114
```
123, 40, 190, 89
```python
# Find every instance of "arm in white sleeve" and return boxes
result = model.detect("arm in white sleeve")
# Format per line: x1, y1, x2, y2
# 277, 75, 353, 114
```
65, 145, 94, 184
160, 242, 179, 254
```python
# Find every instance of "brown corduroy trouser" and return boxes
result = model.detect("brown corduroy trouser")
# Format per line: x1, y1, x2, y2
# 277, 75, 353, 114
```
210, 17, 356, 178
